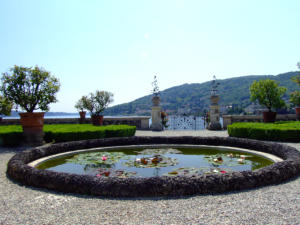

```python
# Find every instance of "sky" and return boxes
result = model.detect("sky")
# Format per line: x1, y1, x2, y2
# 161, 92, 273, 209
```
1, 0, 300, 112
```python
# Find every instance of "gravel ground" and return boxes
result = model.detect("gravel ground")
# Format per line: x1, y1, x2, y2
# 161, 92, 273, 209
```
1, 130, 300, 225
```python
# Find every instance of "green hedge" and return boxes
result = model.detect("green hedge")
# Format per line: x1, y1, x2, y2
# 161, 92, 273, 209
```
0, 124, 136, 146
227, 121, 300, 142
0, 125, 23, 147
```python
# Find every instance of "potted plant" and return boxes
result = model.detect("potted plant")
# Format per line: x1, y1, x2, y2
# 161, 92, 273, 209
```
0, 95, 13, 122
81, 90, 113, 126
290, 91, 300, 119
151, 75, 160, 106
1, 65, 60, 145
250, 79, 286, 123
160, 111, 169, 129
75, 96, 88, 122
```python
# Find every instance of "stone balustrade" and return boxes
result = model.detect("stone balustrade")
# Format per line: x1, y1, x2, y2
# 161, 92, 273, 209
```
0, 116, 150, 130
222, 114, 297, 129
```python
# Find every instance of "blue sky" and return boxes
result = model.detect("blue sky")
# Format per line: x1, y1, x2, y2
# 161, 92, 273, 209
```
1, 0, 300, 112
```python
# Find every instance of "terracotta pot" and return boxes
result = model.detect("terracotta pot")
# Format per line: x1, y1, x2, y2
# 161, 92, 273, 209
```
91, 115, 103, 126
262, 111, 277, 123
79, 111, 86, 119
295, 107, 300, 120
19, 112, 45, 146
152, 96, 160, 106
19, 112, 45, 130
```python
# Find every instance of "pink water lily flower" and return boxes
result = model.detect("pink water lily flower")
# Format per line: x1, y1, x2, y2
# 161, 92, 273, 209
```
102, 155, 108, 161
220, 170, 227, 174
240, 155, 246, 159
96, 174, 102, 177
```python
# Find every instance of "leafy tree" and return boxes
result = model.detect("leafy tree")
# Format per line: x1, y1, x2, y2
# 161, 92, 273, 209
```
290, 91, 300, 106
250, 79, 286, 112
1, 65, 60, 112
75, 96, 88, 112
289, 62, 300, 107
0, 95, 12, 116
81, 90, 114, 116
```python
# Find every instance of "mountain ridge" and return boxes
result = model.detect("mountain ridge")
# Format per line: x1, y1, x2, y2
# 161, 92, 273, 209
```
104, 71, 300, 116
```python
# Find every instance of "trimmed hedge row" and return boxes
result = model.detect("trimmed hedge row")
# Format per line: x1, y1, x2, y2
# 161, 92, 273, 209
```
0, 124, 136, 146
227, 121, 300, 142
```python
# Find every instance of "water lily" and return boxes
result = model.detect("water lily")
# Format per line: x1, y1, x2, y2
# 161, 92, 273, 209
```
141, 158, 148, 165
237, 158, 244, 164
213, 157, 223, 162
227, 153, 234, 158
102, 155, 107, 161
103, 171, 110, 177
220, 170, 227, 173
240, 155, 246, 159
96, 174, 102, 177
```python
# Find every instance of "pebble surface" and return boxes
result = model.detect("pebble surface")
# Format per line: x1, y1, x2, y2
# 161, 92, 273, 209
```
1, 130, 300, 225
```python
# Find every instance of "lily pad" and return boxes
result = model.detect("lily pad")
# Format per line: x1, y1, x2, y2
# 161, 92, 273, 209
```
136, 148, 182, 155
124, 155, 179, 168
66, 152, 130, 167
164, 167, 234, 176
204, 153, 252, 167
96, 168, 138, 178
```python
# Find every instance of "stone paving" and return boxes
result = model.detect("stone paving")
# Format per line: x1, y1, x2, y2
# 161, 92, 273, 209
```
1, 130, 300, 224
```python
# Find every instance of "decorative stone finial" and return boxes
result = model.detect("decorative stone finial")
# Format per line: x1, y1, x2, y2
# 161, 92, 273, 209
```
211, 75, 220, 96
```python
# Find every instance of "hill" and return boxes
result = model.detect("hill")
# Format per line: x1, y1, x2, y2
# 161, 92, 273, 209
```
104, 71, 300, 116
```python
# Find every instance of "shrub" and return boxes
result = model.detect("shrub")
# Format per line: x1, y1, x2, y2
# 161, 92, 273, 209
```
0, 124, 136, 146
228, 122, 300, 142
0, 125, 23, 146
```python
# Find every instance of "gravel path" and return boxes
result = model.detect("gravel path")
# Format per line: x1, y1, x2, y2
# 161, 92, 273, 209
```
1, 130, 300, 224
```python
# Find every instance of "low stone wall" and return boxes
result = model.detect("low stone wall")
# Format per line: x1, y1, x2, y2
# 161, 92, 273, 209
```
0, 116, 150, 130
223, 114, 297, 129
6, 136, 300, 197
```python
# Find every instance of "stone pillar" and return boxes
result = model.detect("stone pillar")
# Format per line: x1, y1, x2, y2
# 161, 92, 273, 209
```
208, 95, 222, 130
150, 96, 163, 131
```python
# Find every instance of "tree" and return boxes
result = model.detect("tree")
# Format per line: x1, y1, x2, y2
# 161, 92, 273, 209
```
290, 62, 300, 107
82, 90, 114, 116
250, 79, 286, 112
75, 96, 88, 112
1, 65, 60, 112
290, 91, 300, 107
0, 95, 12, 116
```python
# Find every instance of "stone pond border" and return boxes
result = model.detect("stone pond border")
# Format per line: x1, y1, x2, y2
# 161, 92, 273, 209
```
6, 136, 300, 197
